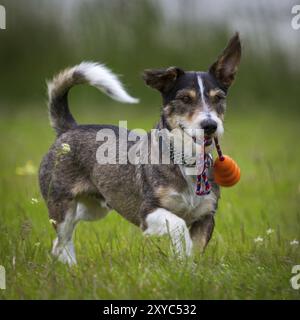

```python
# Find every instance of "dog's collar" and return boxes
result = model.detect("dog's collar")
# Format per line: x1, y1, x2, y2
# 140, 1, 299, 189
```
169, 139, 213, 168
169, 142, 194, 167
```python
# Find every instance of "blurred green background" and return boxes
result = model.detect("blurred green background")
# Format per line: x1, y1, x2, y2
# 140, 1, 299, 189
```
0, 0, 299, 113
0, 0, 299, 299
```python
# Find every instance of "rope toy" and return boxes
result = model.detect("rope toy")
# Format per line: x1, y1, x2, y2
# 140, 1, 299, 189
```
196, 152, 212, 196
196, 137, 240, 195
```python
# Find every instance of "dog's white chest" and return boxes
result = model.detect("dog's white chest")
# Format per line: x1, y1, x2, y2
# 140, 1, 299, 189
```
162, 188, 216, 224
157, 169, 217, 224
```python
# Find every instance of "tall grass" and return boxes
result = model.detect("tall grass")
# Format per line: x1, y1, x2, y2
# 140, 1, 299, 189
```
0, 107, 299, 299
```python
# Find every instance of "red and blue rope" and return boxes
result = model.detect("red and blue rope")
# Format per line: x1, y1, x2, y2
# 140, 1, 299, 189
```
196, 152, 211, 196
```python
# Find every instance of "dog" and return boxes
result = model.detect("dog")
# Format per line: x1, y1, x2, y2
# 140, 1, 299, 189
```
39, 33, 241, 265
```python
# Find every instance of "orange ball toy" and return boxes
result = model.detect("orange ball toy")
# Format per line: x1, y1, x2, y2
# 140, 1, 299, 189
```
213, 138, 240, 187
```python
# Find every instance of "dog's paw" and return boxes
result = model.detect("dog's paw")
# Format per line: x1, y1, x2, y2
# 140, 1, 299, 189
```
52, 238, 77, 266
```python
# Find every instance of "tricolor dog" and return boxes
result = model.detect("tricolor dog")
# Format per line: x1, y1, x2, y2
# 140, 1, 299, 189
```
39, 34, 241, 265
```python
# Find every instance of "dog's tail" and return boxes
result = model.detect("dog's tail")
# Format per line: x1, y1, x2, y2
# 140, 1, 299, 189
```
47, 61, 139, 135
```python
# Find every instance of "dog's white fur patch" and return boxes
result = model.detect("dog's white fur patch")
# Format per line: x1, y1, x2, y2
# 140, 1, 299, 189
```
197, 73, 208, 111
52, 237, 77, 266
144, 208, 193, 256
196, 73, 224, 137
76, 62, 139, 104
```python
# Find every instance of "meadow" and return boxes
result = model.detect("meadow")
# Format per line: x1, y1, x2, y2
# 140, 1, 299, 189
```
0, 102, 299, 299
0, 0, 299, 300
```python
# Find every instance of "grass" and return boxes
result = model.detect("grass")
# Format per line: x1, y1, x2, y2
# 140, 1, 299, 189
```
0, 102, 300, 299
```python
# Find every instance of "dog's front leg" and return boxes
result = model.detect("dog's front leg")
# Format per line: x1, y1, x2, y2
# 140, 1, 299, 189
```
143, 208, 193, 257
190, 214, 215, 253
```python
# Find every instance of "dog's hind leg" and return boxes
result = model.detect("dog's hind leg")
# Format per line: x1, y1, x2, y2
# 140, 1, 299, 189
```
143, 208, 193, 257
49, 195, 110, 266
50, 200, 78, 266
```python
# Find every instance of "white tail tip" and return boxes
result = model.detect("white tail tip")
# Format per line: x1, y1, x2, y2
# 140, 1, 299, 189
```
76, 62, 139, 104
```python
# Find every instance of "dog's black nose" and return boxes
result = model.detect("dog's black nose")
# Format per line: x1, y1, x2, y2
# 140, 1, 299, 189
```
200, 119, 217, 135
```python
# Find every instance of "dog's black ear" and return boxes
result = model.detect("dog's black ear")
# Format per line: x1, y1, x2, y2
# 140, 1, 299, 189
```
209, 33, 241, 89
143, 67, 184, 93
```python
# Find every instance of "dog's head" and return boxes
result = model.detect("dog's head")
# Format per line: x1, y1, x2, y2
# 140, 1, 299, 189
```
143, 33, 241, 142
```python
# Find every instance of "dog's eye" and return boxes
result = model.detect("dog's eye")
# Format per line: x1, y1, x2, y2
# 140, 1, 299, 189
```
181, 95, 192, 104
209, 89, 226, 103
211, 92, 225, 103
